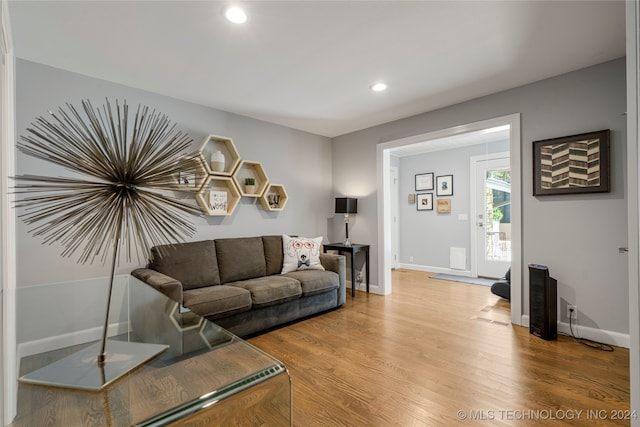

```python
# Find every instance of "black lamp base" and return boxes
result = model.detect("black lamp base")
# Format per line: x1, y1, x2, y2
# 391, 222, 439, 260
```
343, 221, 351, 246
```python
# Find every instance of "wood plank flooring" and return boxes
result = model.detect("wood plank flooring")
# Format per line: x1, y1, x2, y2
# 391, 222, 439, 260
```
248, 269, 631, 426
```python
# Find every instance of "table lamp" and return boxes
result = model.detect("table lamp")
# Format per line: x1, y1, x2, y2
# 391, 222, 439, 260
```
335, 197, 358, 246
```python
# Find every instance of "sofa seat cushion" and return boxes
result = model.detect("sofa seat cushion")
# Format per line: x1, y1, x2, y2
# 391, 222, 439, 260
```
284, 270, 339, 296
183, 285, 252, 319
228, 276, 302, 308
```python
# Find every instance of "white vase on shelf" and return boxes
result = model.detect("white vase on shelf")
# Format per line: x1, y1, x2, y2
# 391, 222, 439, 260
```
210, 150, 225, 173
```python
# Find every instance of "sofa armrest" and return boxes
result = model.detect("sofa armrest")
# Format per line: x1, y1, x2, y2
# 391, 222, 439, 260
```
320, 253, 346, 306
131, 268, 183, 304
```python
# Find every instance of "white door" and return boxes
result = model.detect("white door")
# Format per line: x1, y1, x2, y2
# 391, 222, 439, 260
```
473, 154, 511, 278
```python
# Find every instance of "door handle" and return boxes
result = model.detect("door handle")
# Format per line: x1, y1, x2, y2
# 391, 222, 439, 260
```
477, 222, 484, 228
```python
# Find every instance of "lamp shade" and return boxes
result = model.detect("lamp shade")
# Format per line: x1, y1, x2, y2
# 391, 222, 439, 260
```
335, 197, 357, 214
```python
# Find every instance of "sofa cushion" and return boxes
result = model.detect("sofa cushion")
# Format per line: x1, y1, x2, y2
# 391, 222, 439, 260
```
183, 285, 252, 319
281, 235, 325, 274
284, 270, 339, 296
228, 276, 302, 308
150, 240, 221, 290
215, 237, 267, 283
262, 235, 284, 276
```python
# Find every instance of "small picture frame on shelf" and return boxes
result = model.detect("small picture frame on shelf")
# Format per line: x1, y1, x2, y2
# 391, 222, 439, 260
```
436, 175, 453, 196
415, 173, 434, 191
209, 190, 228, 214
179, 171, 196, 188
416, 193, 433, 211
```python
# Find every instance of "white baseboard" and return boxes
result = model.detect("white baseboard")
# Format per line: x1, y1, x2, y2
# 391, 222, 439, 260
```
557, 322, 630, 348
396, 263, 472, 277
17, 321, 130, 359
520, 315, 629, 348
351, 281, 383, 295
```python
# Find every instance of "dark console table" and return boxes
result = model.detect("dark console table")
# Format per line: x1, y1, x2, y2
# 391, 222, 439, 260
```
323, 243, 370, 297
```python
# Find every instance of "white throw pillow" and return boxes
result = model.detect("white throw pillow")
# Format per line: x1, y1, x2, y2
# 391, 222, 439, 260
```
281, 235, 325, 274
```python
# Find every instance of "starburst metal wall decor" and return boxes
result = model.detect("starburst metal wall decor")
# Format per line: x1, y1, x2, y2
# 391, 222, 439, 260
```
15, 99, 202, 389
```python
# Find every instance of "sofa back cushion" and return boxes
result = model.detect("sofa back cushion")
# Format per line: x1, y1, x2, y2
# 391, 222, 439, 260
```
215, 237, 267, 283
262, 235, 284, 276
150, 240, 221, 290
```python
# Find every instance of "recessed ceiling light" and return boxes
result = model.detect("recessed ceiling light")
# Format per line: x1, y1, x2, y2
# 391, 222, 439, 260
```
224, 6, 247, 24
370, 82, 387, 92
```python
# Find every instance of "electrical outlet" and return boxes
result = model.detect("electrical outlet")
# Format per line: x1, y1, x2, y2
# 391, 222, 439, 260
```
567, 305, 578, 320
410, 256, 414, 262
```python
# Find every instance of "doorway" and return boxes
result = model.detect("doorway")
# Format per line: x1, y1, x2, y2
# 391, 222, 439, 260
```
377, 113, 522, 324
471, 153, 511, 279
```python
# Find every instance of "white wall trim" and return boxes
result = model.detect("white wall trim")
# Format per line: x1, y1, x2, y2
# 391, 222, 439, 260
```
557, 322, 630, 349
397, 263, 473, 277
1, 0, 16, 423
626, 0, 640, 423
376, 147, 393, 295
377, 113, 522, 323
17, 322, 130, 360
521, 315, 629, 348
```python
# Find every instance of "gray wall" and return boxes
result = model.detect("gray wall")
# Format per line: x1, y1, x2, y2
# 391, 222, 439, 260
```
398, 140, 509, 270
15, 59, 334, 288
15, 59, 335, 348
333, 58, 628, 335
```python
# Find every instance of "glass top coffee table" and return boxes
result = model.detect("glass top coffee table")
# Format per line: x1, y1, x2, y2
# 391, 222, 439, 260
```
9, 276, 291, 426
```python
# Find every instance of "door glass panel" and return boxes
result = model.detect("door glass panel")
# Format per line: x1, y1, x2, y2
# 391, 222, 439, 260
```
485, 168, 511, 262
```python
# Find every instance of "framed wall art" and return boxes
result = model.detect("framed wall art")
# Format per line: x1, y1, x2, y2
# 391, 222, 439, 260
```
436, 198, 451, 213
415, 173, 434, 191
416, 193, 433, 211
436, 175, 453, 196
533, 129, 610, 196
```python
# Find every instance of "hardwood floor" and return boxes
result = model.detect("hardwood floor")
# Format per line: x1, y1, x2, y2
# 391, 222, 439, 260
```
248, 269, 631, 426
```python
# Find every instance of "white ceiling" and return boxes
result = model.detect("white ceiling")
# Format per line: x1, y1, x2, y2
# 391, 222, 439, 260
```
7, 1, 626, 138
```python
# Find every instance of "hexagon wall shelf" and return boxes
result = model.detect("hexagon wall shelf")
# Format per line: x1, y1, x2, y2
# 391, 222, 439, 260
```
260, 184, 288, 211
195, 176, 241, 216
184, 133, 287, 215
233, 160, 269, 197
197, 135, 241, 176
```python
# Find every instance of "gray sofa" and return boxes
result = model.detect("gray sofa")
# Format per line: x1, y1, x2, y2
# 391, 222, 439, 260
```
131, 235, 346, 337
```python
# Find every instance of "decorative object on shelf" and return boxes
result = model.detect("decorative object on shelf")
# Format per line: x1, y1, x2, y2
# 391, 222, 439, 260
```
210, 149, 226, 172
268, 193, 281, 208
533, 129, 610, 196
335, 197, 357, 246
408, 193, 416, 204
245, 177, 256, 194
14, 99, 202, 390
415, 172, 434, 191
209, 190, 228, 214
436, 174, 454, 196
436, 198, 451, 213
417, 193, 433, 211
